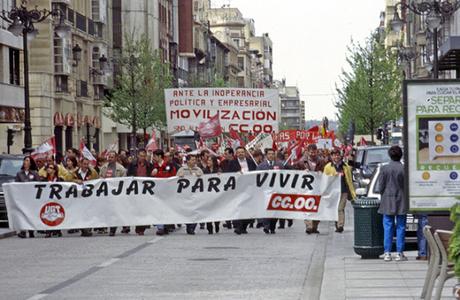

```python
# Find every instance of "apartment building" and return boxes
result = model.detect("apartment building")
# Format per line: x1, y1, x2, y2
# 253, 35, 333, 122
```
276, 80, 305, 130
0, 0, 25, 154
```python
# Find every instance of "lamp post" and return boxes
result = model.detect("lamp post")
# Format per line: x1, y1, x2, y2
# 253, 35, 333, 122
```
0, 0, 69, 154
391, 0, 460, 79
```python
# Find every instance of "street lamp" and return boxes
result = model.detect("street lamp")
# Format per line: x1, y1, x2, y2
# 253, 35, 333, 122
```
391, 0, 460, 79
0, 0, 69, 154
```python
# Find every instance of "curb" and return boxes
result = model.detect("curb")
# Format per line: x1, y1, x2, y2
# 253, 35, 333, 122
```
0, 230, 16, 239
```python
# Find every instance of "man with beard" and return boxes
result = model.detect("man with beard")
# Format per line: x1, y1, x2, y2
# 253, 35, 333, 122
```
126, 149, 153, 235
295, 144, 326, 234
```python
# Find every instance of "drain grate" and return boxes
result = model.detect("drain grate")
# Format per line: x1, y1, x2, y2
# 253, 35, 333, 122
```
203, 246, 240, 250
188, 258, 228, 261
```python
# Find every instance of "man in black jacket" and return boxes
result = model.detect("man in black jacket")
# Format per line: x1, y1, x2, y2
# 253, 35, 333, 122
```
220, 147, 241, 229
126, 149, 154, 235
233, 147, 257, 234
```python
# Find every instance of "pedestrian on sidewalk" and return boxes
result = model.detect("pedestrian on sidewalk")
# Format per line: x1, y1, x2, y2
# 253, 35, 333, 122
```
15, 156, 40, 238
377, 145, 408, 262
324, 149, 356, 233
416, 214, 428, 260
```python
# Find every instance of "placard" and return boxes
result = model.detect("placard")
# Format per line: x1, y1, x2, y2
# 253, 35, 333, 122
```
404, 80, 460, 211
165, 88, 279, 134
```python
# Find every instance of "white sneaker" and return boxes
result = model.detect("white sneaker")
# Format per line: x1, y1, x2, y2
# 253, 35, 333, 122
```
394, 252, 408, 261
383, 252, 392, 262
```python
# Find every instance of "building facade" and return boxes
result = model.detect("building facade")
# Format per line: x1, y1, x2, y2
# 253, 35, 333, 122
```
386, 0, 460, 79
0, 0, 24, 154
22, 0, 110, 154
276, 80, 305, 130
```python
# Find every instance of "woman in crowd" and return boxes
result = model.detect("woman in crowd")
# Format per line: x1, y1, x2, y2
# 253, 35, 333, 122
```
177, 155, 203, 235
203, 156, 221, 234
64, 156, 79, 234
41, 163, 63, 238
15, 156, 40, 238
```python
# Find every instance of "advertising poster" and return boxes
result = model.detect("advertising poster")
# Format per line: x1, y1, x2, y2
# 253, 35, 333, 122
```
165, 88, 279, 134
404, 80, 460, 211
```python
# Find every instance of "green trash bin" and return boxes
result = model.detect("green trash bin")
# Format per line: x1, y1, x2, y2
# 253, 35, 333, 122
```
352, 197, 384, 259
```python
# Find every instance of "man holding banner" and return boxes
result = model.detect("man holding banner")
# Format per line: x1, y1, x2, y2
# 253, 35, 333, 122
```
100, 151, 127, 236
233, 146, 257, 235
295, 144, 326, 234
324, 149, 356, 233
257, 148, 284, 234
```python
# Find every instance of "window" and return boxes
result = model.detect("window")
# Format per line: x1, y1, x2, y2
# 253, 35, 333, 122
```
77, 80, 88, 97
9, 48, 20, 85
67, 8, 74, 24
55, 75, 68, 93
238, 56, 244, 70
88, 19, 95, 35
76, 13, 87, 32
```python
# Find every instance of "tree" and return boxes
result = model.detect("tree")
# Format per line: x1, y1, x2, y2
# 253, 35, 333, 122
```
105, 32, 173, 149
335, 32, 403, 143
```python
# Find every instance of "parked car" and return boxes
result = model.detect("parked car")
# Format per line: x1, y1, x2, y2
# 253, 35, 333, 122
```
352, 145, 392, 189
355, 163, 418, 250
0, 155, 24, 228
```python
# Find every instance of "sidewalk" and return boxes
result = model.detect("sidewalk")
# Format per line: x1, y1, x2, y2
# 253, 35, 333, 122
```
0, 228, 15, 239
319, 206, 457, 300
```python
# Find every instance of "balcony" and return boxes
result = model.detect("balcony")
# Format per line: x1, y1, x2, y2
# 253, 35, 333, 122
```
92, 73, 108, 86
52, 0, 71, 4
439, 36, 460, 71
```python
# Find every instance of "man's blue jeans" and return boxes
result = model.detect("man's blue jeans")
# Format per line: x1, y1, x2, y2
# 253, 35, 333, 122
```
416, 214, 428, 257
383, 214, 407, 253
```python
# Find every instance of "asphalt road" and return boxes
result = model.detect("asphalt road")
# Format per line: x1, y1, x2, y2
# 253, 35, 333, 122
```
0, 220, 331, 300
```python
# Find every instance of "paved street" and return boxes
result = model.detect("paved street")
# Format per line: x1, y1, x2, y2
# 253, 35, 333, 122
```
0, 206, 457, 300
0, 220, 327, 300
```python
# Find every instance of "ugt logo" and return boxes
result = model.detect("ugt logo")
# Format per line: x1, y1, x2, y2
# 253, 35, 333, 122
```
40, 202, 65, 227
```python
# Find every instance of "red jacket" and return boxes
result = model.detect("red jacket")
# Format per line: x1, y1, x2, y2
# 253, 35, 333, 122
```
153, 161, 177, 178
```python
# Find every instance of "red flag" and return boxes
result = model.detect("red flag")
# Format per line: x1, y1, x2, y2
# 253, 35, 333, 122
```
306, 125, 319, 133
31, 136, 56, 161
271, 133, 278, 151
229, 127, 245, 146
79, 139, 97, 166
359, 137, 367, 146
146, 131, 158, 152
198, 114, 222, 138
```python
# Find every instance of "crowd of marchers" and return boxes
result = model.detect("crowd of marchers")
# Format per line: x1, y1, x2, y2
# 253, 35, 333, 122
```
13, 144, 356, 239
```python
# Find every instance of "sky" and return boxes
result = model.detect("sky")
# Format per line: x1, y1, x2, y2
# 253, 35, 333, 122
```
211, 0, 385, 121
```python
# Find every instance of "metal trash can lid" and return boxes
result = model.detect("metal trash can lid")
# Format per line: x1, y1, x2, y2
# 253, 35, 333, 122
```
352, 197, 381, 208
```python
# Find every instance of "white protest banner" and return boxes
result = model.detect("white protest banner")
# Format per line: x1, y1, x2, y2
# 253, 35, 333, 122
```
165, 88, 279, 134
4, 171, 340, 231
